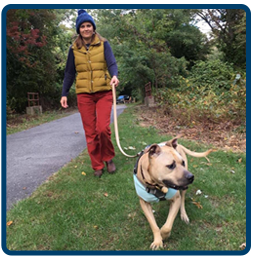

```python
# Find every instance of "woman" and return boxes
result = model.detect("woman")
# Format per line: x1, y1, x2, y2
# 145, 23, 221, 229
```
60, 9, 119, 177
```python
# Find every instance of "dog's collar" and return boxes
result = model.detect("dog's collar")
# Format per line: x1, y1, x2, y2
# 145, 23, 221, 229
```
133, 175, 177, 203
145, 185, 167, 201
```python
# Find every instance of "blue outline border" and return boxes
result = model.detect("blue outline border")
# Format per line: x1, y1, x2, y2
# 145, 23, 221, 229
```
1, 4, 251, 256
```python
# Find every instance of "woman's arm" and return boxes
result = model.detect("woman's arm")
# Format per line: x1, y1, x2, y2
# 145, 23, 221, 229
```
60, 47, 76, 108
61, 47, 76, 97
104, 41, 119, 86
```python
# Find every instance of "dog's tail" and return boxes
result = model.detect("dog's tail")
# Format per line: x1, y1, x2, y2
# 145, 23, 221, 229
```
179, 145, 212, 162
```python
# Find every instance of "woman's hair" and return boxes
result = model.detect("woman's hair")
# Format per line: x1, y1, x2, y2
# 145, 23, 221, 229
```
74, 32, 107, 49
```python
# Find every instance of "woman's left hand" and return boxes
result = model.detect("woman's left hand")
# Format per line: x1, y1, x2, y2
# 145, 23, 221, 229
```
110, 76, 119, 87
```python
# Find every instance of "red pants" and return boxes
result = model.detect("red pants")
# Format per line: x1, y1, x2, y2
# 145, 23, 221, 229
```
77, 91, 115, 170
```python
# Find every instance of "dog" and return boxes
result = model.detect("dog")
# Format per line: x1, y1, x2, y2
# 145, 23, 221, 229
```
133, 137, 212, 250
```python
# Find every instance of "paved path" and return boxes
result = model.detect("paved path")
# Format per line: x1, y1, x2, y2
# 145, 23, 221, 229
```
6, 105, 126, 210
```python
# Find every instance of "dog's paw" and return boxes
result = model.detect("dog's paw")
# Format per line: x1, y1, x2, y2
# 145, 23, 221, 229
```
150, 240, 163, 250
180, 213, 190, 224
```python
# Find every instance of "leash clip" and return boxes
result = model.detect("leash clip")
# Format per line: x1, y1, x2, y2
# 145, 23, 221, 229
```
146, 187, 166, 201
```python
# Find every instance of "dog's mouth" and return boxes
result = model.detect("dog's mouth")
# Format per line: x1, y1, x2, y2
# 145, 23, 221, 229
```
162, 180, 190, 190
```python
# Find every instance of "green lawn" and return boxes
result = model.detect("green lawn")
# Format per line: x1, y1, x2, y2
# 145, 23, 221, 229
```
7, 109, 77, 135
6, 105, 247, 252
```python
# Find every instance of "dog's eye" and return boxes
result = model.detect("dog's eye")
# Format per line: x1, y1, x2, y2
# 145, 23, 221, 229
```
167, 161, 176, 170
182, 160, 185, 167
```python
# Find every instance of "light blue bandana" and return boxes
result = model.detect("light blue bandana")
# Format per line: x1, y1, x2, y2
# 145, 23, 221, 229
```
133, 174, 178, 203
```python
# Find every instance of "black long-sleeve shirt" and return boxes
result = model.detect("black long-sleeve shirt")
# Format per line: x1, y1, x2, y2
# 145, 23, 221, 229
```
61, 41, 118, 96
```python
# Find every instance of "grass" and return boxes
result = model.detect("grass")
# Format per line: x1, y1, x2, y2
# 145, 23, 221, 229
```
5, 105, 247, 252
7, 108, 77, 135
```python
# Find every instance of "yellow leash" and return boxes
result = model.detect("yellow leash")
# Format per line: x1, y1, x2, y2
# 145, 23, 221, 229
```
112, 86, 168, 193
111, 84, 139, 158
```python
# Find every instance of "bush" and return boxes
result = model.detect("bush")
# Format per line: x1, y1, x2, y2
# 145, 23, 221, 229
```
154, 68, 246, 125
187, 59, 235, 95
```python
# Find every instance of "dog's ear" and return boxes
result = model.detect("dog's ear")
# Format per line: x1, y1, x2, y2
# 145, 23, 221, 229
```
166, 134, 183, 149
145, 144, 161, 157
166, 138, 178, 149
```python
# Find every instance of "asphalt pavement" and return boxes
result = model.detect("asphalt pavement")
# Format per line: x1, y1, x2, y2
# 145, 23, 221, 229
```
6, 104, 126, 210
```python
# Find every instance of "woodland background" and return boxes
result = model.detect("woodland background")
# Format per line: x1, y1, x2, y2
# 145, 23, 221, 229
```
6, 9, 246, 136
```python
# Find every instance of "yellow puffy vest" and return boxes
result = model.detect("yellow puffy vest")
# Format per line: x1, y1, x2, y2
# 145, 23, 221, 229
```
72, 35, 111, 94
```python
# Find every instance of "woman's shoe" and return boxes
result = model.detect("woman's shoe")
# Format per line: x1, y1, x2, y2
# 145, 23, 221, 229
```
94, 169, 103, 178
105, 160, 116, 173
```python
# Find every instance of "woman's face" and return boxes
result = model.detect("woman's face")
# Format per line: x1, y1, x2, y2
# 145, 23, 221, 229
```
79, 22, 94, 40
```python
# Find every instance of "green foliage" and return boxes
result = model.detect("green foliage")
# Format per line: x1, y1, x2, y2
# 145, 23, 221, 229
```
114, 42, 188, 100
157, 10, 210, 67
155, 70, 246, 125
95, 9, 209, 100
196, 9, 246, 69
6, 8, 246, 112
188, 59, 235, 94
6, 9, 76, 113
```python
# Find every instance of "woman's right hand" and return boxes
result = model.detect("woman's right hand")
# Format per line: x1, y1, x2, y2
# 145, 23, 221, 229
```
60, 96, 68, 108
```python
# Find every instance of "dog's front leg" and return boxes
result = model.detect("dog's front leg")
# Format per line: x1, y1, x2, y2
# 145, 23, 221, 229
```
180, 190, 190, 223
160, 192, 181, 240
139, 198, 163, 250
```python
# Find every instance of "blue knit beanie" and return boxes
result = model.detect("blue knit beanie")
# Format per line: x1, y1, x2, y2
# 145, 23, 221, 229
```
76, 9, 96, 34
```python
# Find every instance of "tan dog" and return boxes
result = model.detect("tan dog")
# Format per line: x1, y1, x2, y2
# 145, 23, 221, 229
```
134, 137, 212, 250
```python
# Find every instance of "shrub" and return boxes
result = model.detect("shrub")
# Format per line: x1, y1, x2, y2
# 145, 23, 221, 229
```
187, 59, 235, 95
154, 72, 246, 126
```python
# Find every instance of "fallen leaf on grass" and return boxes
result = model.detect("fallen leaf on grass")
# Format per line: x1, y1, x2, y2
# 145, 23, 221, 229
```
196, 190, 202, 195
192, 201, 203, 209
93, 225, 99, 229
7, 221, 13, 226
81, 171, 86, 176
104, 192, 108, 197
215, 226, 222, 232
191, 198, 203, 209
128, 212, 137, 220
237, 158, 242, 163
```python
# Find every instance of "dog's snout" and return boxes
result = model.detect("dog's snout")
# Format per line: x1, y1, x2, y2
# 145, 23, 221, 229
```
186, 172, 194, 183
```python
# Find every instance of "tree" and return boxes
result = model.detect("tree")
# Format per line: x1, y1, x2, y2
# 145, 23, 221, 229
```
6, 9, 48, 67
94, 9, 207, 99
6, 9, 76, 112
195, 9, 246, 69
148, 9, 210, 67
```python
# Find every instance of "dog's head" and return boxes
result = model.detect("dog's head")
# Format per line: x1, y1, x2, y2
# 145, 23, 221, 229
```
145, 138, 194, 190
